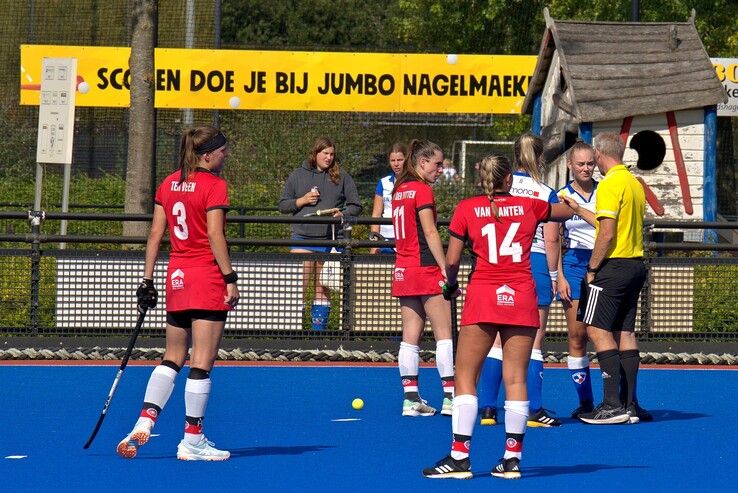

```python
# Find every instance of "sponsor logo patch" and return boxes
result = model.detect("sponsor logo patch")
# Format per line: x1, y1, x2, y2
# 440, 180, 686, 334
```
394, 267, 405, 281
171, 268, 185, 290
496, 284, 515, 306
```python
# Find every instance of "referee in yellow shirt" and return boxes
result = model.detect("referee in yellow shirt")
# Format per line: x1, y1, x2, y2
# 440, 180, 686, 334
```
574, 132, 651, 425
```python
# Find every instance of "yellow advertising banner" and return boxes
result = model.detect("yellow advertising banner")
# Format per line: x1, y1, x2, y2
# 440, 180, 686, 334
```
21, 45, 537, 113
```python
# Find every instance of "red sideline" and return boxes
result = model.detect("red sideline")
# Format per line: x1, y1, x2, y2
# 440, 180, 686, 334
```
0, 360, 736, 370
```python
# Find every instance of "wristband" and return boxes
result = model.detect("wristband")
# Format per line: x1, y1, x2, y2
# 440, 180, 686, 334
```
548, 270, 558, 281
586, 265, 599, 273
223, 271, 238, 284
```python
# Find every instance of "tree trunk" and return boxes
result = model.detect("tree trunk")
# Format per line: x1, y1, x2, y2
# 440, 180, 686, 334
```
123, 0, 157, 241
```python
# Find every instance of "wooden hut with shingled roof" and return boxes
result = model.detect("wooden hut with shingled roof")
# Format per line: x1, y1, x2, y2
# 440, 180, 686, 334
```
522, 8, 727, 229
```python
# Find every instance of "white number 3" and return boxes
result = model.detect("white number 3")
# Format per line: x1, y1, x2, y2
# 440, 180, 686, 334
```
172, 201, 189, 240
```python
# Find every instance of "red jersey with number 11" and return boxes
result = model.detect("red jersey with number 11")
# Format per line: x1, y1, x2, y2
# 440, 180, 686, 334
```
449, 193, 550, 284
155, 169, 230, 266
392, 179, 437, 268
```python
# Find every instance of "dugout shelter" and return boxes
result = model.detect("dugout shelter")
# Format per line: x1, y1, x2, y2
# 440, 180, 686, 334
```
523, 8, 727, 231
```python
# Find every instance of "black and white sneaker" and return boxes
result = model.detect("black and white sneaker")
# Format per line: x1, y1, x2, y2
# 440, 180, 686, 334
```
578, 402, 629, 424
527, 408, 562, 427
626, 401, 653, 423
571, 401, 595, 419
422, 455, 472, 479
491, 457, 521, 479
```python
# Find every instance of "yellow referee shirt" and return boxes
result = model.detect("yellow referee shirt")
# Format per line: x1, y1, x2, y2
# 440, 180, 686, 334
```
595, 164, 645, 258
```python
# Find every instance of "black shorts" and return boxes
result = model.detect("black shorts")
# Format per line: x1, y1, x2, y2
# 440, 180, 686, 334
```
576, 258, 646, 332
167, 309, 228, 329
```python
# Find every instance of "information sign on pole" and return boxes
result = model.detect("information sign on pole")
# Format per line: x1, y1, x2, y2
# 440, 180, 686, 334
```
36, 57, 77, 164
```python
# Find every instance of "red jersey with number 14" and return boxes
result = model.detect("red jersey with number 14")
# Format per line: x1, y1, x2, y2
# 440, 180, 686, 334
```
155, 169, 230, 266
392, 179, 437, 268
449, 193, 550, 284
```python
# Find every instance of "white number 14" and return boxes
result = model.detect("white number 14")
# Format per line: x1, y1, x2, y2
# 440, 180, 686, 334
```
481, 222, 522, 263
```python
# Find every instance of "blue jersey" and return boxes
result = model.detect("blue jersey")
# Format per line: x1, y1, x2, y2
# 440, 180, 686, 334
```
510, 172, 558, 254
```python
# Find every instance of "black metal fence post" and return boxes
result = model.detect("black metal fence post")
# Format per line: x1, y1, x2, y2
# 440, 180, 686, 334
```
28, 210, 45, 335
340, 216, 356, 339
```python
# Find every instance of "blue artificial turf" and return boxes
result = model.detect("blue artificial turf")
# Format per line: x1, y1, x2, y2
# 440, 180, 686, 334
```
1, 365, 736, 492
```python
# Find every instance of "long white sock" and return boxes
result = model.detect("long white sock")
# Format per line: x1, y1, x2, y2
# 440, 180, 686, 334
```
503, 400, 529, 460
451, 394, 477, 460
184, 377, 212, 444
435, 339, 454, 398
136, 364, 177, 426
398, 342, 420, 377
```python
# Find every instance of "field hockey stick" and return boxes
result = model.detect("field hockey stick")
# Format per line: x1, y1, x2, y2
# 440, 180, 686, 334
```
450, 298, 458, 363
83, 306, 148, 449
304, 207, 343, 217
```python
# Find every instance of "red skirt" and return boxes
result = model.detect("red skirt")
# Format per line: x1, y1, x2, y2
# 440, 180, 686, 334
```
165, 261, 231, 312
460, 279, 539, 328
391, 265, 445, 297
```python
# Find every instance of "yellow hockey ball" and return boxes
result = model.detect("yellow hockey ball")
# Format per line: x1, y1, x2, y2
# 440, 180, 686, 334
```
352, 398, 364, 410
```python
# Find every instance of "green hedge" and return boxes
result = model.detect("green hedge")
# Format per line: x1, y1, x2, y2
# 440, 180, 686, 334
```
693, 264, 738, 332
0, 256, 56, 329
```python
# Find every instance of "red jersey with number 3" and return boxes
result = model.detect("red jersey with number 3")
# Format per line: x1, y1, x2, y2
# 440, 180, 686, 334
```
449, 193, 550, 327
392, 179, 437, 268
155, 169, 229, 266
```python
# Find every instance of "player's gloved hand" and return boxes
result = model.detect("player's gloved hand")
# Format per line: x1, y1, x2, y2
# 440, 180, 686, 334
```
136, 278, 158, 310
442, 281, 459, 300
369, 232, 386, 242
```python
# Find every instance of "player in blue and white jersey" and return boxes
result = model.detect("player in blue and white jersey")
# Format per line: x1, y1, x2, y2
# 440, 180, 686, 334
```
476, 133, 563, 428
370, 143, 407, 253
557, 141, 598, 418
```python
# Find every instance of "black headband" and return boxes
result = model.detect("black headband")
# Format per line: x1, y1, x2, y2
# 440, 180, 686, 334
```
195, 132, 227, 154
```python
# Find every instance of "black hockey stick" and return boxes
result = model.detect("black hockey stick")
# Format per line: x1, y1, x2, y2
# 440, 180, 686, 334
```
450, 297, 458, 363
83, 306, 148, 449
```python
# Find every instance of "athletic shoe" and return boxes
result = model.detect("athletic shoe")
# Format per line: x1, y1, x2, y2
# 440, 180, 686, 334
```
578, 402, 629, 424
440, 397, 453, 416
116, 418, 154, 459
480, 407, 497, 426
176, 436, 230, 461
422, 455, 472, 479
633, 401, 653, 422
527, 408, 562, 427
626, 401, 653, 423
625, 404, 640, 424
491, 457, 521, 479
570, 401, 595, 418
403, 399, 436, 417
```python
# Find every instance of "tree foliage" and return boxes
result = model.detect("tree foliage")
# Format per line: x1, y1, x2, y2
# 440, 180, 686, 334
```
221, 0, 401, 50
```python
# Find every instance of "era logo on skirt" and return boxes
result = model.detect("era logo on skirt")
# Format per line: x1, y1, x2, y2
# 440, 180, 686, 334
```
496, 284, 515, 306
170, 268, 185, 290
394, 267, 405, 281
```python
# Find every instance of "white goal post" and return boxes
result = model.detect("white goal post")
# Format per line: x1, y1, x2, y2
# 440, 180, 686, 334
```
450, 140, 514, 182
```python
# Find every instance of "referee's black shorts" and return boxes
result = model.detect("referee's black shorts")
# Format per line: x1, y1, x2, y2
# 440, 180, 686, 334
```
576, 258, 646, 332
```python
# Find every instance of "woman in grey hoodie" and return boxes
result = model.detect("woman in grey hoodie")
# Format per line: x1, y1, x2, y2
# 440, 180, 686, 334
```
278, 137, 361, 330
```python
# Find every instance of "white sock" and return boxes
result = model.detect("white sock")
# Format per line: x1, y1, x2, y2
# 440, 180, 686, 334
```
567, 355, 589, 370
503, 400, 529, 460
143, 364, 178, 410
487, 345, 503, 360
398, 342, 420, 377
435, 339, 454, 379
184, 378, 211, 444
451, 394, 477, 460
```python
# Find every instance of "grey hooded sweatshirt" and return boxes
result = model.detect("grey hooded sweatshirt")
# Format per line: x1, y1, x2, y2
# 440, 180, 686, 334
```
278, 161, 362, 238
